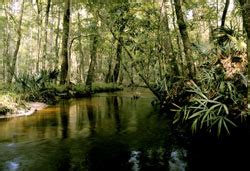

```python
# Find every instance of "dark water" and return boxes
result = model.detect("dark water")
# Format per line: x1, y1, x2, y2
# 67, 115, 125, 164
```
0, 89, 249, 171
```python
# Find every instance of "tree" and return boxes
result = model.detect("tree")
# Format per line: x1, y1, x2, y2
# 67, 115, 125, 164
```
86, 21, 98, 88
239, 0, 250, 91
174, 0, 195, 78
8, 0, 25, 83
112, 2, 129, 83
42, 0, 52, 70
239, 0, 250, 104
221, 0, 230, 28
54, 5, 61, 71
60, 0, 71, 85
162, 0, 180, 77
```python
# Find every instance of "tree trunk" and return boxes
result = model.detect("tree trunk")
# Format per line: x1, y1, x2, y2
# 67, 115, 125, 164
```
221, 0, 230, 28
174, 0, 195, 78
76, 13, 85, 83
239, 0, 250, 104
42, 0, 51, 70
35, 0, 42, 73
239, 0, 250, 38
78, 38, 85, 83
105, 38, 115, 83
3, 5, 11, 82
55, 7, 61, 71
112, 35, 123, 83
8, 0, 24, 83
163, 1, 180, 76
60, 0, 71, 85
86, 34, 98, 88
112, 3, 129, 83
171, 0, 184, 75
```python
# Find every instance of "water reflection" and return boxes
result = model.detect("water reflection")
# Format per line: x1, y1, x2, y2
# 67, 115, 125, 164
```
169, 149, 187, 171
0, 90, 185, 170
86, 99, 96, 135
60, 101, 70, 139
113, 96, 121, 133
5, 160, 19, 171
129, 151, 141, 171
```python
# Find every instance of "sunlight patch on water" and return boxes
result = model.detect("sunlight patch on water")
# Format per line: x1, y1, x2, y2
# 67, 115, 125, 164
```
6, 143, 15, 147
169, 149, 187, 171
5, 160, 19, 171
129, 151, 141, 171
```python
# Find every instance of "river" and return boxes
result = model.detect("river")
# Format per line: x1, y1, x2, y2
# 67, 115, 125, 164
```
0, 89, 249, 171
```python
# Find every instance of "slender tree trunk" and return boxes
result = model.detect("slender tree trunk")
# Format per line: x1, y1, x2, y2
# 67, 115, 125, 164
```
171, 0, 184, 75
76, 12, 85, 83
78, 38, 85, 83
221, 0, 230, 28
86, 34, 98, 88
112, 3, 129, 83
105, 38, 115, 83
118, 66, 124, 85
36, 0, 42, 73
239, 0, 250, 103
3, 6, 10, 82
163, 0, 180, 76
60, 0, 71, 85
68, 36, 79, 83
112, 35, 123, 83
8, 0, 24, 83
105, 56, 113, 83
42, 0, 51, 70
239, 0, 250, 38
122, 63, 134, 85
174, 0, 195, 78
55, 7, 61, 71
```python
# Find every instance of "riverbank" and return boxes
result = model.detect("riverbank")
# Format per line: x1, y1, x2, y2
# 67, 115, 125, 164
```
0, 102, 47, 119
0, 82, 123, 119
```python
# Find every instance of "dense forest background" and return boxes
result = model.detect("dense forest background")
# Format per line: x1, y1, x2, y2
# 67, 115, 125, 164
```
0, 0, 249, 136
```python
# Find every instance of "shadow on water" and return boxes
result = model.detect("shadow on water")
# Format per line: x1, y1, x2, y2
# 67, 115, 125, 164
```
186, 127, 250, 171
86, 137, 131, 171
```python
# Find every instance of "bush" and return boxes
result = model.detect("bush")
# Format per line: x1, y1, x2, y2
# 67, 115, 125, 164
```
171, 64, 247, 137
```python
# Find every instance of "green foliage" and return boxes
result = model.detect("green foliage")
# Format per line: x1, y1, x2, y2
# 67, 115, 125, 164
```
172, 65, 247, 137
12, 70, 59, 102
91, 82, 123, 93
212, 26, 246, 55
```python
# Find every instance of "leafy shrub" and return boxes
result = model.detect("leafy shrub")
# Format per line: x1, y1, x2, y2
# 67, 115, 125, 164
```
172, 65, 247, 137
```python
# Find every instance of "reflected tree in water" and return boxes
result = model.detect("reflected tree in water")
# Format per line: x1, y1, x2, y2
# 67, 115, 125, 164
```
113, 96, 121, 133
86, 99, 96, 135
60, 100, 70, 139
